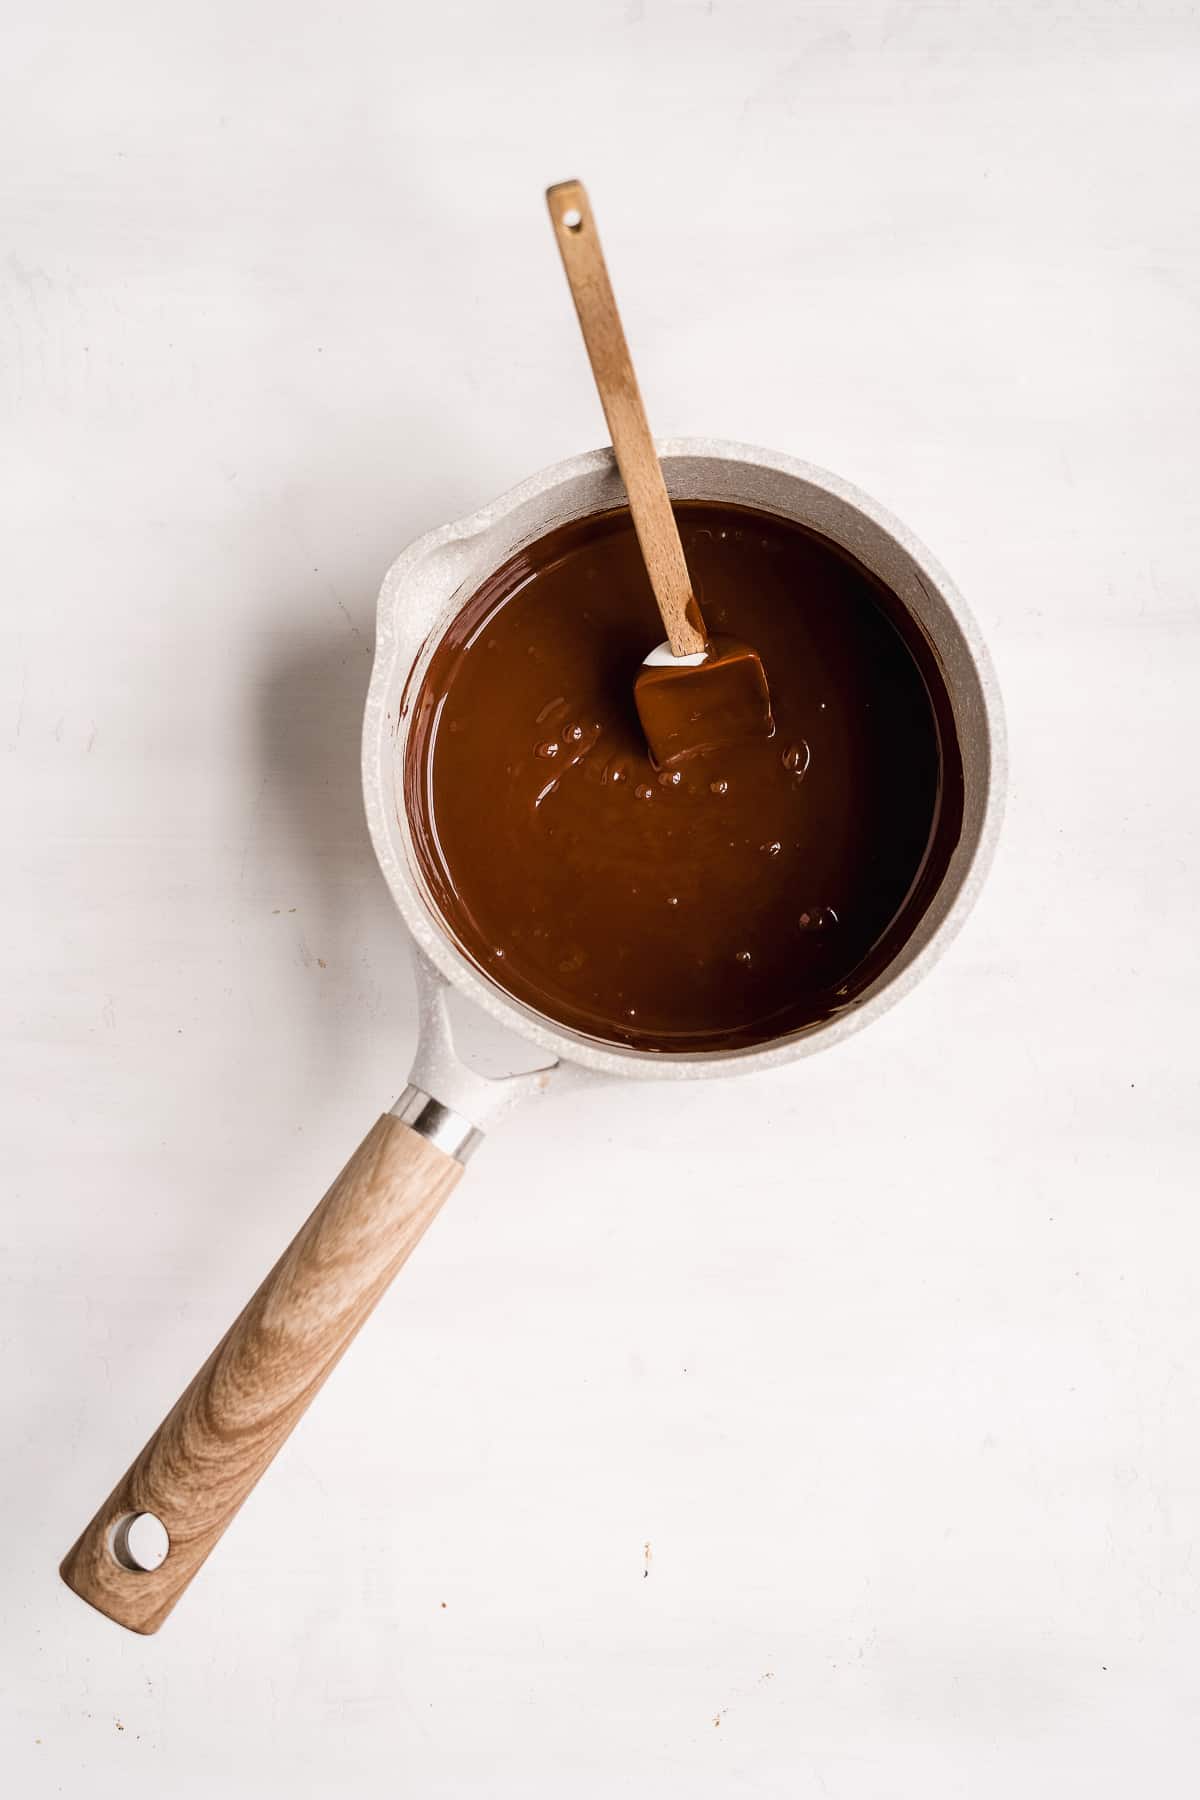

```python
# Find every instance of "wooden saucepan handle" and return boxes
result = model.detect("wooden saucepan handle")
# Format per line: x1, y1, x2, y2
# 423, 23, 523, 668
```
60, 1112, 466, 1634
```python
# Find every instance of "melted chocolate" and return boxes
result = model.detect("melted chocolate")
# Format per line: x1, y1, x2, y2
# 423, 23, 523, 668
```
405, 501, 963, 1052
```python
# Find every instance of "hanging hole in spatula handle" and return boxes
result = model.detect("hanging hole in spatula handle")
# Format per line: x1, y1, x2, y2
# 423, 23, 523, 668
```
547, 179, 589, 237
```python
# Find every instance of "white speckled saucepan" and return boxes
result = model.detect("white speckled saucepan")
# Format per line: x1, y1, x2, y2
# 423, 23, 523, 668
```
365, 439, 1004, 1111
61, 441, 1004, 1634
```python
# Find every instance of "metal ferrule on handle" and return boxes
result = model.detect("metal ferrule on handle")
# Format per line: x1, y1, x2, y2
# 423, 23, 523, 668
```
391, 1085, 482, 1163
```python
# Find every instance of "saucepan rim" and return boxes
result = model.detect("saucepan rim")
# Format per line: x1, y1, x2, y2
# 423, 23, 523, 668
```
363, 439, 1005, 1080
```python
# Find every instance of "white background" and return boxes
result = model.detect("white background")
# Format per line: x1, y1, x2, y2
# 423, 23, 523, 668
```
4, 1, 1198, 1794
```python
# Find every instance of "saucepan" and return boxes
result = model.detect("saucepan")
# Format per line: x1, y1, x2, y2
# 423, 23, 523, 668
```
61, 438, 1004, 1633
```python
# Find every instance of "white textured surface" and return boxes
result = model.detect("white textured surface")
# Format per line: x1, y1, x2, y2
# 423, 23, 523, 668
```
4, 2, 1199, 1796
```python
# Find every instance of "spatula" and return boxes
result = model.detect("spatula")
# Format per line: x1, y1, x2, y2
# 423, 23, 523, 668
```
546, 179, 773, 768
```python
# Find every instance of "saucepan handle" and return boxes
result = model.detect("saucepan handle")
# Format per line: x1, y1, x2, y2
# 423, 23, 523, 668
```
60, 1103, 470, 1634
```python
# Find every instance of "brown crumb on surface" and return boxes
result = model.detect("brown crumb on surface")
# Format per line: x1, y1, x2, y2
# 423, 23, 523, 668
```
440, 1601, 447, 1609
713, 1711, 724, 1728
318, 958, 327, 968
643, 1541, 652, 1578
115, 1720, 124, 1732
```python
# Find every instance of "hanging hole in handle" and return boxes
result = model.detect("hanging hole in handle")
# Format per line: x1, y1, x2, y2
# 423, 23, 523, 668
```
561, 207, 583, 232
110, 1511, 170, 1572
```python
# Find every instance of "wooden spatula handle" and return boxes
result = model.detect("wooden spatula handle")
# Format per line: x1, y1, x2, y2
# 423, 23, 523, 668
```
547, 179, 707, 658
60, 1113, 465, 1634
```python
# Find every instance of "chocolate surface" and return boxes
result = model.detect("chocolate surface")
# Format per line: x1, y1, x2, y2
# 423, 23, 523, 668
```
405, 501, 963, 1052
